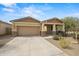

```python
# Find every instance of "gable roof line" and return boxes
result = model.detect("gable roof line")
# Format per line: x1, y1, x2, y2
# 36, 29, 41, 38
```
10, 16, 40, 23
42, 17, 63, 23
10, 16, 63, 23
0, 20, 11, 25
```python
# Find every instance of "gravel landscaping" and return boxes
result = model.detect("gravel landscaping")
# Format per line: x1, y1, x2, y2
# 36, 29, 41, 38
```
45, 36, 79, 56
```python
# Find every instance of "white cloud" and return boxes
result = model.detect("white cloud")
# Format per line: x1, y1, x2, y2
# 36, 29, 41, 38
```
66, 13, 79, 17
21, 6, 45, 20
1, 3, 19, 13
71, 13, 79, 17
3, 7, 14, 12
0, 3, 16, 7
1, 4, 49, 20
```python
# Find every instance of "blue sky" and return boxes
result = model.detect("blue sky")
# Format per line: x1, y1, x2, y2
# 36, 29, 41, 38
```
0, 3, 79, 22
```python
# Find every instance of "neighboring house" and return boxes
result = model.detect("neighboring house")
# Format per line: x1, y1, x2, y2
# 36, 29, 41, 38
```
0, 20, 11, 35
10, 16, 65, 36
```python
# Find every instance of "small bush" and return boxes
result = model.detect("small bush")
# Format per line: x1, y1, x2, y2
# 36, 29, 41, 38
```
59, 37, 71, 48
53, 35, 59, 40
5, 28, 11, 35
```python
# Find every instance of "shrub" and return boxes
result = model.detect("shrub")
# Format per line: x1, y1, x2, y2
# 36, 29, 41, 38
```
53, 35, 59, 40
59, 37, 71, 48
56, 31, 65, 36
5, 28, 11, 35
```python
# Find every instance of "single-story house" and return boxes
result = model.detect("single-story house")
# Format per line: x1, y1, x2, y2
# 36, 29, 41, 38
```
0, 20, 11, 35
10, 16, 65, 36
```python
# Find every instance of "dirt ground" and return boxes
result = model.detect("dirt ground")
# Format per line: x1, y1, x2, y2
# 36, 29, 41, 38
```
45, 36, 79, 56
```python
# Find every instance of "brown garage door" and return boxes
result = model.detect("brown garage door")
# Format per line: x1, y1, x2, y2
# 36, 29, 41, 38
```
17, 26, 40, 36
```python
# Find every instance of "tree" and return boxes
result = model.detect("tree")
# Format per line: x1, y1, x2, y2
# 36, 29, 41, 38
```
62, 16, 79, 43
62, 17, 79, 32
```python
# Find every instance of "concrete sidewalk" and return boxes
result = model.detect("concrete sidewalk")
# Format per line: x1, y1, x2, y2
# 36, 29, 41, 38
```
0, 36, 67, 56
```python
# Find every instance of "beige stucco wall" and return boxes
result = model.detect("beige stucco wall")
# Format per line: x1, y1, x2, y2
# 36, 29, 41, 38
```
12, 22, 40, 32
14, 22, 40, 26
41, 23, 47, 31
0, 22, 11, 35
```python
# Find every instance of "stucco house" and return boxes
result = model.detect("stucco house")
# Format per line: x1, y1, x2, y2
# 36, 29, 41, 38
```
10, 16, 65, 36
0, 20, 11, 35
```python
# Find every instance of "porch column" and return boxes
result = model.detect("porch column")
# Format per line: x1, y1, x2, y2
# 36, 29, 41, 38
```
12, 23, 17, 36
62, 24, 65, 32
41, 23, 47, 36
53, 24, 56, 31
52, 24, 56, 35
41, 23, 44, 31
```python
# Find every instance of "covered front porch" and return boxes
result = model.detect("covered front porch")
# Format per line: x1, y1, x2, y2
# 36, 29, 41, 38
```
41, 18, 65, 36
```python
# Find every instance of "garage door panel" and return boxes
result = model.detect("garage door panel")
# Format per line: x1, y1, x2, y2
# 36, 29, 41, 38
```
17, 26, 40, 36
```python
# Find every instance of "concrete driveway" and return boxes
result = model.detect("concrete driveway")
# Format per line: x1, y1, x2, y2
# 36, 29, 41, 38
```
0, 36, 67, 56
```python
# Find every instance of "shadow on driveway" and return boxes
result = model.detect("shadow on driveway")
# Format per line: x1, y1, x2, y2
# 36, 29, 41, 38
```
0, 35, 15, 48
